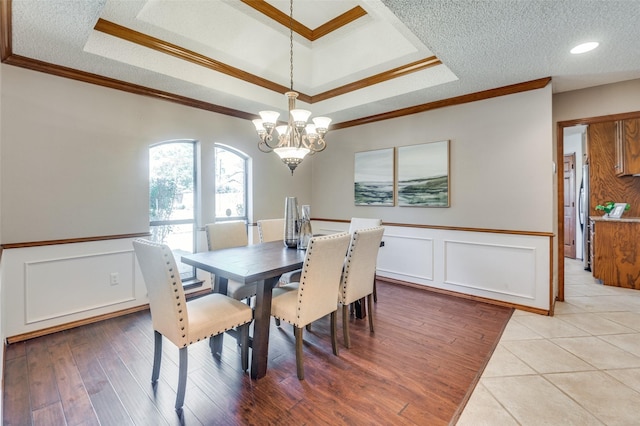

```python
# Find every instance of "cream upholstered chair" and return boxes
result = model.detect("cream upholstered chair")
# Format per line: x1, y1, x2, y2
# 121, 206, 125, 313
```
348, 217, 383, 302
339, 226, 385, 348
348, 217, 382, 234
270, 232, 351, 380
205, 221, 257, 302
257, 218, 284, 243
132, 239, 253, 414
257, 218, 301, 286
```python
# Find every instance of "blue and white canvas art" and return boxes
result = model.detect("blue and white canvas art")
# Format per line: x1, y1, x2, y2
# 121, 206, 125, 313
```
354, 148, 395, 206
397, 140, 449, 207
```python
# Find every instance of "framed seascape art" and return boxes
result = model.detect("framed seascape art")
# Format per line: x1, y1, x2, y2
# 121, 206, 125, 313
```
354, 148, 395, 206
397, 140, 450, 207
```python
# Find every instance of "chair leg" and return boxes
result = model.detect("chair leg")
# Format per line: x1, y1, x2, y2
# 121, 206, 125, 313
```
294, 326, 304, 380
373, 276, 378, 303
175, 347, 188, 413
152, 331, 162, 385
342, 304, 351, 348
367, 293, 375, 333
239, 324, 249, 372
330, 311, 339, 356
210, 333, 223, 356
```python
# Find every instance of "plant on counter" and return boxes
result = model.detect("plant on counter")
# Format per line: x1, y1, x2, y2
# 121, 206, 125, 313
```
595, 201, 630, 215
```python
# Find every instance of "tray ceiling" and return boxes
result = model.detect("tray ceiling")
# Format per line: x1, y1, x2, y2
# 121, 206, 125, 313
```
6, 0, 640, 126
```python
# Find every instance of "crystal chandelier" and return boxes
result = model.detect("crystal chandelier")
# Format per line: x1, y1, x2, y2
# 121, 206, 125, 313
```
252, 0, 331, 175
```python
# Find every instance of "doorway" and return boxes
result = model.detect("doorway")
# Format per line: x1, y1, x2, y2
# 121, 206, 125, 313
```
563, 153, 577, 258
557, 122, 588, 302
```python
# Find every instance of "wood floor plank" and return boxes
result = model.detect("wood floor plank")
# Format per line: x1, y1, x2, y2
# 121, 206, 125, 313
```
71, 341, 134, 426
32, 402, 66, 426
101, 315, 196, 426
47, 342, 99, 425
3, 281, 512, 425
90, 325, 171, 426
3, 357, 31, 426
25, 337, 60, 411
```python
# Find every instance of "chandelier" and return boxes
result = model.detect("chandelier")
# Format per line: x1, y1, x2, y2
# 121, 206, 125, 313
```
252, 0, 331, 175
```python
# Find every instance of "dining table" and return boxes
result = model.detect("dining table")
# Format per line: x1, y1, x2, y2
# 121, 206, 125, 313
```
181, 240, 306, 380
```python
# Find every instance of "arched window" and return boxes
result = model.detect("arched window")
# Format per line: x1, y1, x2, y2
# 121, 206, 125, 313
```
149, 140, 197, 281
215, 144, 248, 222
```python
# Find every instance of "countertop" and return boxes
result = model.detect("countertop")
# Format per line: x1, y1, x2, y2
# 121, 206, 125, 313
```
589, 216, 640, 223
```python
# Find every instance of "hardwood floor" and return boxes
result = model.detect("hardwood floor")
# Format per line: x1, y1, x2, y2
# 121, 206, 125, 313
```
3, 281, 513, 426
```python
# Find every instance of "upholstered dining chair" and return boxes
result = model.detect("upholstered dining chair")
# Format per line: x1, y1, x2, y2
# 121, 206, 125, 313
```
257, 218, 284, 243
348, 217, 383, 234
205, 221, 257, 302
258, 218, 301, 287
349, 217, 383, 302
270, 232, 351, 380
132, 239, 253, 414
339, 226, 385, 348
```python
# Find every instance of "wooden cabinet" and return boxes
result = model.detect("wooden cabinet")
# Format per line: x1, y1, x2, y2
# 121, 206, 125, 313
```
591, 217, 640, 289
615, 118, 640, 176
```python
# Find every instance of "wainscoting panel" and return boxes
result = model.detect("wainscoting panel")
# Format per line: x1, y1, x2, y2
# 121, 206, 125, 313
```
25, 250, 136, 324
443, 240, 536, 299
310, 221, 552, 311
377, 234, 434, 282
2, 238, 151, 338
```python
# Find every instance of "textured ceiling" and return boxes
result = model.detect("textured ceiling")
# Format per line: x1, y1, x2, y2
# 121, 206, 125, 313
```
7, 0, 640, 126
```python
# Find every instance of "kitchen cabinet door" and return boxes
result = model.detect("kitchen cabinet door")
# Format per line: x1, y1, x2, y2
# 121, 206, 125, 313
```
615, 118, 640, 176
591, 219, 640, 289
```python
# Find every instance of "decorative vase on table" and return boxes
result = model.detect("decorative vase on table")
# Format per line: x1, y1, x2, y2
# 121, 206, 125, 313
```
284, 196, 299, 248
297, 205, 312, 250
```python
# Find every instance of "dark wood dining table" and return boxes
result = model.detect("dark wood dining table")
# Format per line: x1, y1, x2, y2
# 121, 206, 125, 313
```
181, 240, 306, 380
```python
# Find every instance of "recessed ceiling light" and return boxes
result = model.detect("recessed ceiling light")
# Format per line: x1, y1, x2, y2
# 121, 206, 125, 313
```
571, 42, 599, 54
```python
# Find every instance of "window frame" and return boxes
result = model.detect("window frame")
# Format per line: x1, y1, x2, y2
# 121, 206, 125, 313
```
149, 139, 198, 282
214, 143, 249, 224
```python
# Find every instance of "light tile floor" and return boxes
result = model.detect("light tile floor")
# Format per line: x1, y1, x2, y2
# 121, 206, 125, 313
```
457, 258, 640, 425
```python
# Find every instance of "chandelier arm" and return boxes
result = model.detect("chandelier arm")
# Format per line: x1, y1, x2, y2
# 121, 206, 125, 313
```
299, 135, 313, 150
258, 134, 282, 152
314, 139, 327, 152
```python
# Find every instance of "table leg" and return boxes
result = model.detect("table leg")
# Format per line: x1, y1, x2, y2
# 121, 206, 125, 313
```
250, 277, 278, 379
211, 276, 229, 356
213, 275, 229, 296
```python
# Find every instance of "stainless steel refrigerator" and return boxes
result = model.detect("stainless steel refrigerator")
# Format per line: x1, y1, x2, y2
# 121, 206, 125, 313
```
579, 163, 590, 270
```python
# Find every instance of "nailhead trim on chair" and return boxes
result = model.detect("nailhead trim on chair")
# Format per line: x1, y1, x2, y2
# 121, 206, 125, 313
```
187, 322, 252, 346
155, 240, 254, 347
161, 244, 190, 348
341, 232, 358, 301
295, 238, 313, 319
292, 232, 348, 322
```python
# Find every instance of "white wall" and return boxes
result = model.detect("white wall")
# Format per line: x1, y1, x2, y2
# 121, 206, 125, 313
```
315, 220, 552, 310
554, 79, 640, 122
310, 86, 555, 311
0, 65, 312, 338
11, 70, 640, 335
312, 86, 554, 233
0, 65, 312, 244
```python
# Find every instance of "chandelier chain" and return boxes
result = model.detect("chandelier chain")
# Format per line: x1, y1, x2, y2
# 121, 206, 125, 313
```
289, 0, 294, 91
